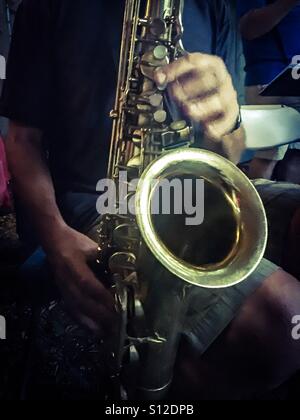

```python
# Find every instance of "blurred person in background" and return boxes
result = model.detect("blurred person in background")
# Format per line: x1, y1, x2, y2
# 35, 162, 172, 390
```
238, 0, 300, 181
0, 0, 21, 135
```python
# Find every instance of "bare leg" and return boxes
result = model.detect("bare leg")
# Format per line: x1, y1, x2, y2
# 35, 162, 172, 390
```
284, 208, 300, 280
249, 158, 277, 180
172, 270, 300, 400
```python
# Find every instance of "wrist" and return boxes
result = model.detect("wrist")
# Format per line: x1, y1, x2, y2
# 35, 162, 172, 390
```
229, 108, 242, 135
38, 217, 69, 254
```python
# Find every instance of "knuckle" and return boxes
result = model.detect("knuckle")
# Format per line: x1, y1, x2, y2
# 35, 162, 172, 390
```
187, 52, 202, 67
77, 275, 90, 289
58, 251, 79, 268
204, 73, 217, 91
185, 52, 195, 63
208, 96, 223, 115
214, 55, 226, 70
206, 122, 224, 140
225, 76, 237, 97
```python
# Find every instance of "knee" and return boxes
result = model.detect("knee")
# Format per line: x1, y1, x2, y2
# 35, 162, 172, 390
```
290, 208, 300, 236
228, 270, 300, 387
256, 270, 300, 328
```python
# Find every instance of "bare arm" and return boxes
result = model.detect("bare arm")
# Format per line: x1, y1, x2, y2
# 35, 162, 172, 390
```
6, 122, 67, 252
202, 126, 246, 165
240, 0, 298, 41
6, 121, 115, 332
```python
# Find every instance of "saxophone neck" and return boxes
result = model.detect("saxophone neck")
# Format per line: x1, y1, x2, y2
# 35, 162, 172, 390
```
144, 0, 185, 46
145, 0, 182, 18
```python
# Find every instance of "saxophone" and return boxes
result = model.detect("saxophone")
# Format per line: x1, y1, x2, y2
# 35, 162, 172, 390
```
98, 0, 268, 400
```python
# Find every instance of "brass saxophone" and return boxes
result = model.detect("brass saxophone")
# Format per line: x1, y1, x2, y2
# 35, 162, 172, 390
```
98, 0, 268, 400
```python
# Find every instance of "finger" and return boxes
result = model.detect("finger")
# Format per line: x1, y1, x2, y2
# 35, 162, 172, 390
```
79, 267, 116, 311
63, 298, 107, 335
204, 109, 239, 141
63, 298, 105, 336
77, 297, 116, 332
203, 85, 240, 139
79, 315, 102, 334
155, 56, 194, 87
170, 70, 219, 102
155, 53, 228, 88
83, 238, 99, 261
69, 285, 116, 331
186, 53, 229, 85
67, 260, 115, 312
184, 95, 225, 124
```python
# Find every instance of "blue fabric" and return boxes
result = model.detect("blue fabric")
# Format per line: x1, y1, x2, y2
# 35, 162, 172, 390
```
3, 0, 243, 248
20, 247, 58, 303
9, 0, 243, 291
238, 0, 300, 86
1, 0, 240, 195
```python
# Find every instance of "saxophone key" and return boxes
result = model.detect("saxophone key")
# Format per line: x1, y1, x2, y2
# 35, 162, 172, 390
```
149, 93, 163, 107
153, 109, 167, 123
113, 223, 140, 250
149, 18, 167, 37
109, 252, 137, 276
153, 45, 169, 60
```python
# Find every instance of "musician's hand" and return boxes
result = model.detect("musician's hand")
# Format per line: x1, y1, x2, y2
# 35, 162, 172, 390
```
47, 225, 116, 334
154, 52, 240, 141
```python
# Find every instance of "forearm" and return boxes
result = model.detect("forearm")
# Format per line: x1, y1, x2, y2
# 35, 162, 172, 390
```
202, 126, 246, 164
240, 0, 296, 40
6, 122, 67, 252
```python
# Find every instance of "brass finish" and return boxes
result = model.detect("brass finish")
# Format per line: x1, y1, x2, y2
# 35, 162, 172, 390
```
98, 0, 268, 400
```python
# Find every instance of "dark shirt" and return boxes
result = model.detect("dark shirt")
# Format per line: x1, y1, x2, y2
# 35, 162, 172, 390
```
238, 0, 300, 86
0, 0, 239, 231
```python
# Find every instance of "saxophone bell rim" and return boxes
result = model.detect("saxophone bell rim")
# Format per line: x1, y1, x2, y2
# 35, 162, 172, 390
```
135, 148, 268, 289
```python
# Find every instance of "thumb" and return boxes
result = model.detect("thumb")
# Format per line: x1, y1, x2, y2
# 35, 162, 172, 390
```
84, 236, 99, 261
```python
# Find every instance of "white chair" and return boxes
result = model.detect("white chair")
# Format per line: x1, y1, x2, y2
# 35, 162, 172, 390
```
241, 105, 300, 150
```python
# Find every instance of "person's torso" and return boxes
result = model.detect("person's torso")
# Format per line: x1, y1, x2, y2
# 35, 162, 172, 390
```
45, 0, 222, 193
242, 1, 300, 86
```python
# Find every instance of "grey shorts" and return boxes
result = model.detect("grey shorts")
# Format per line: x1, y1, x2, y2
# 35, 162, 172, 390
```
182, 180, 300, 354
87, 238, 278, 359
86, 180, 300, 356
183, 258, 278, 355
